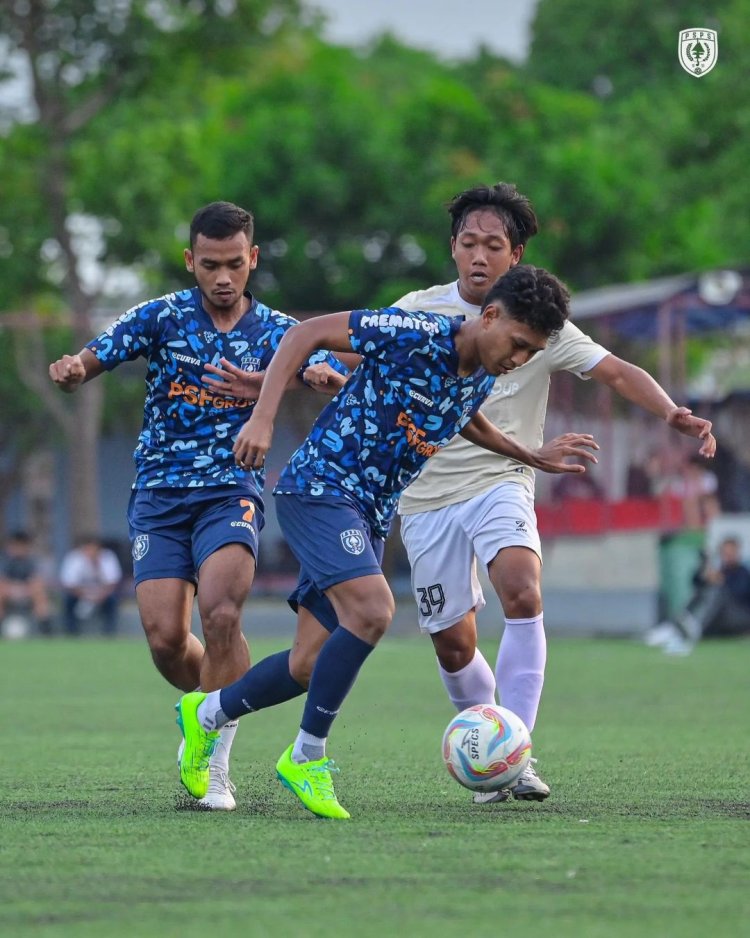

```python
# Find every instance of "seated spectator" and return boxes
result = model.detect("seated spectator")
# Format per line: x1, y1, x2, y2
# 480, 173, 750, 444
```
680, 536, 750, 639
646, 536, 750, 650
59, 535, 123, 637
0, 530, 53, 637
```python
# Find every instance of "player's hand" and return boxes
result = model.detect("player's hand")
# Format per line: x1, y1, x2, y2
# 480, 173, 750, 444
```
303, 362, 347, 395
665, 407, 716, 458
203, 358, 261, 401
48, 354, 86, 392
233, 413, 274, 470
533, 433, 599, 474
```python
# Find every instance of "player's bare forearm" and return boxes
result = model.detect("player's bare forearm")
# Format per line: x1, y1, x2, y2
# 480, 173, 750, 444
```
460, 413, 538, 464
460, 412, 599, 474
233, 312, 354, 468
588, 356, 716, 457
48, 348, 103, 392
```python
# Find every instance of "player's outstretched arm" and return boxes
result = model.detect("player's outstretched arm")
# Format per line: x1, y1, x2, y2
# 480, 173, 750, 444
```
664, 407, 716, 458
204, 355, 356, 400
233, 311, 354, 469
48, 349, 104, 393
460, 412, 599, 474
588, 355, 716, 458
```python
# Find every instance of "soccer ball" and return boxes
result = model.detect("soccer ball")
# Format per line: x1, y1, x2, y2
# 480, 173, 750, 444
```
442, 704, 532, 792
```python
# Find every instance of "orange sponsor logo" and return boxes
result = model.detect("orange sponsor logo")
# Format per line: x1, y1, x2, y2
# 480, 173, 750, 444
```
396, 411, 440, 458
168, 380, 253, 410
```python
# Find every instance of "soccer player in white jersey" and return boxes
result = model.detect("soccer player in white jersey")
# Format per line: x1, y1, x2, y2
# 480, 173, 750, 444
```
395, 182, 716, 803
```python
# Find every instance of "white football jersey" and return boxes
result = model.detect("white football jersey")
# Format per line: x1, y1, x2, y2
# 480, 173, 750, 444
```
393, 281, 610, 514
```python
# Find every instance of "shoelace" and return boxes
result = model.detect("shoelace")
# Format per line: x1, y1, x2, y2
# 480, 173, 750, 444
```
306, 760, 340, 802
518, 757, 539, 782
206, 767, 237, 795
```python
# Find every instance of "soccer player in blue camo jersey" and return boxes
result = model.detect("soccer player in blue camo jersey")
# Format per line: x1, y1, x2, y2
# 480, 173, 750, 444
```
49, 201, 347, 810
175, 264, 599, 819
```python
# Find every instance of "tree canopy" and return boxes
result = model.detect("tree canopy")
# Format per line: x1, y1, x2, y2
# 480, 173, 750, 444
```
0, 0, 746, 533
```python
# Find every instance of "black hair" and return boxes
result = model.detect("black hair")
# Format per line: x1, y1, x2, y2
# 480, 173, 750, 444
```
189, 201, 254, 248
448, 182, 539, 248
482, 265, 570, 339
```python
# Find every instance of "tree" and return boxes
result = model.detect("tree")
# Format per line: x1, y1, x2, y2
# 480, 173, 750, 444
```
527, 0, 730, 97
0, 0, 304, 538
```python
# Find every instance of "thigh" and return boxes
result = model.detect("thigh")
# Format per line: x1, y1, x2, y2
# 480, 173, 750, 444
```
325, 573, 395, 642
136, 577, 196, 641
197, 542, 256, 613
400, 507, 484, 634
277, 493, 387, 634
278, 491, 384, 584
128, 489, 196, 585
192, 490, 264, 571
466, 482, 542, 568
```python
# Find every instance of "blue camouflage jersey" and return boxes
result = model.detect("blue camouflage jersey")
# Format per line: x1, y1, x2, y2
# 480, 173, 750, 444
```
87, 287, 342, 492
274, 308, 496, 537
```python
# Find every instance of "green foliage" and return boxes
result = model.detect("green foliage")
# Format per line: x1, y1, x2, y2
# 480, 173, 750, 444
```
527, 0, 727, 96
0, 0, 748, 426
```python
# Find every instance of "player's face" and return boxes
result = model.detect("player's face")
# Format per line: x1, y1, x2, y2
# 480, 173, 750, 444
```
185, 232, 259, 317
478, 302, 548, 376
451, 209, 524, 307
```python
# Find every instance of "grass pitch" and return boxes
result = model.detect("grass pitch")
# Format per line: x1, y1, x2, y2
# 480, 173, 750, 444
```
1, 633, 748, 937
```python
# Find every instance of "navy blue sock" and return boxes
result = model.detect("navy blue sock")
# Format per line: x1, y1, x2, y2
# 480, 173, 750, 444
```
219, 650, 306, 719
301, 627, 374, 738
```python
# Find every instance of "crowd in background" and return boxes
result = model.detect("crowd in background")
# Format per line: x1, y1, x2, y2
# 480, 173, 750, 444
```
0, 531, 127, 639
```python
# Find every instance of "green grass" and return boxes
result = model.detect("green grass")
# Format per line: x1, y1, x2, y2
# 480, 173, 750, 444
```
1, 635, 748, 937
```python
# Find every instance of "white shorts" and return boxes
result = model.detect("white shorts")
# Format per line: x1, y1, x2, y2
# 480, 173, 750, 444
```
399, 481, 541, 634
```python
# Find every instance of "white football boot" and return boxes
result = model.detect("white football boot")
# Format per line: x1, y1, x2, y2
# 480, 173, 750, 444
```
472, 758, 550, 804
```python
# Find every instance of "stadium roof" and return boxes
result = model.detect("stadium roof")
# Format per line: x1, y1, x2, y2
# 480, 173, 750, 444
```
570, 268, 750, 340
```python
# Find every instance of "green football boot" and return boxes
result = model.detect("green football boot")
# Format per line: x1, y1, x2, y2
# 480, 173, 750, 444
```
175, 692, 219, 800
276, 744, 351, 819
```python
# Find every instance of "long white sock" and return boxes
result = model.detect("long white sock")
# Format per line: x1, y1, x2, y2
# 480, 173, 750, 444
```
495, 614, 546, 732
194, 686, 237, 775
438, 649, 497, 711
210, 721, 239, 773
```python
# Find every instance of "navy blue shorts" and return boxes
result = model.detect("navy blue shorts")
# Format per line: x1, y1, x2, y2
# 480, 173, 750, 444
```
276, 493, 385, 633
127, 486, 264, 586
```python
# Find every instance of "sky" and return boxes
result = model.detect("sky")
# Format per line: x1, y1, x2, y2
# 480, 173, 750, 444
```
306, 0, 540, 62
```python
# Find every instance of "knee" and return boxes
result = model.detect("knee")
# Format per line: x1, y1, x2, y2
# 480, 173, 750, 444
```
288, 647, 315, 688
144, 624, 187, 668
201, 600, 242, 647
502, 582, 542, 619
345, 594, 395, 644
433, 623, 476, 672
